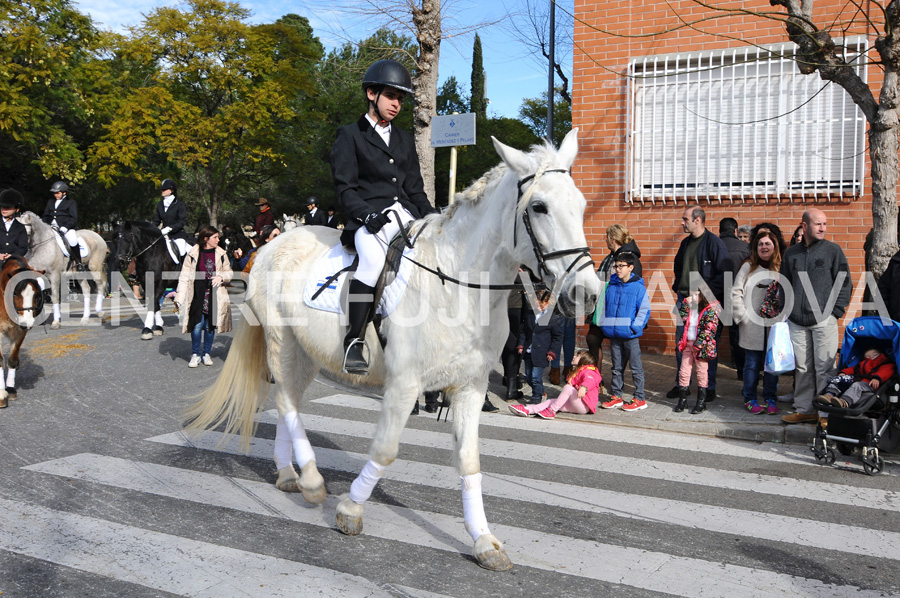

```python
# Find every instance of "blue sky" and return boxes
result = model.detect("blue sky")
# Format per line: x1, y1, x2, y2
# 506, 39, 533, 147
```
73, 0, 572, 119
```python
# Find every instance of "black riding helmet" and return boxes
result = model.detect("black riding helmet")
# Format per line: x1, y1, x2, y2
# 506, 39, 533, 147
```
306, 196, 318, 206
0, 188, 23, 210
362, 59, 414, 123
160, 179, 177, 194
49, 181, 68, 193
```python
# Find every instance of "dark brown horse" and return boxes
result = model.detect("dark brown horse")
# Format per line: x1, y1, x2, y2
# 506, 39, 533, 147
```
0, 255, 44, 408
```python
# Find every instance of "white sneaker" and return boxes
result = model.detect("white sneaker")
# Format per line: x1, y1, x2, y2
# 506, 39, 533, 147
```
202, 354, 213, 366
188, 354, 201, 368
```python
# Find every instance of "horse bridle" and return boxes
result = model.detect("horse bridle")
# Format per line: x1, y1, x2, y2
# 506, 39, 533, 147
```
515, 168, 594, 281
114, 229, 162, 265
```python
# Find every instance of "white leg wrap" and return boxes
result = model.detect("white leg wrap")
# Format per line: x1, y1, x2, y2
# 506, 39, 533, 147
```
95, 294, 103, 312
144, 311, 155, 329
349, 459, 386, 504
6, 368, 15, 388
52, 303, 61, 321
37, 277, 46, 290
154, 311, 164, 327
461, 473, 491, 542
83, 296, 90, 318
283, 411, 315, 468
273, 416, 293, 470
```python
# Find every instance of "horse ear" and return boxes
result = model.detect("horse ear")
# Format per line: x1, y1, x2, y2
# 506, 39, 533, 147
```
491, 137, 530, 175
557, 128, 579, 170
283, 213, 289, 220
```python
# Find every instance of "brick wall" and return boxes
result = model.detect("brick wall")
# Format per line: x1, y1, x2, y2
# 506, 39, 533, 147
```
573, 0, 878, 354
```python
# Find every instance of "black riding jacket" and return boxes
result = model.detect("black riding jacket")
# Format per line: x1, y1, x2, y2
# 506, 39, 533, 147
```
42, 195, 78, 231
152, 197, 188, 241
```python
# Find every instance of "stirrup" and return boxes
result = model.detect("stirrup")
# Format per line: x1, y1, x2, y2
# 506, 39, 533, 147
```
342, 338, 370, 375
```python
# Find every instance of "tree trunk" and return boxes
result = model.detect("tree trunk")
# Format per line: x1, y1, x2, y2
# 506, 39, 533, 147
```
411, 0, 441, 206
867, 110, 900, 277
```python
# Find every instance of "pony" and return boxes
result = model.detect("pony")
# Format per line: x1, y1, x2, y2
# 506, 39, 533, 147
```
107, 221, 185, 340
183, 130, 600, 570
281, 213, 301, 230
16, 211, 108, 329
0, 255, 44, 408
221, 226, 254, 265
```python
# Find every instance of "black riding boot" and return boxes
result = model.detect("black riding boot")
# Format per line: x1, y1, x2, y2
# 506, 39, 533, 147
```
482, 393, 499, 412
71, 249, 85, 272
342, 280, 375, 375
691, 387, 708, 414
673, 386, 690, 413
423, 391, 441, 413
503, 353, 523, 400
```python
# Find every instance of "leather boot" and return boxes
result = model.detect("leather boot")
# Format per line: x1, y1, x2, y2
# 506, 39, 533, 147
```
505, 378, 523, 400
673, 386, 690, 413
71, 249, 85, 272
342, 280, 374, 375
423, 391, 440, 413
548, 368, 561, 385
691, 387, 708, 414
482, 394, 499, 412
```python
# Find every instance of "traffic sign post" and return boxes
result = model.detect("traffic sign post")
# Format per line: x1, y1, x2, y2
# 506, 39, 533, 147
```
431, 113, 476, 204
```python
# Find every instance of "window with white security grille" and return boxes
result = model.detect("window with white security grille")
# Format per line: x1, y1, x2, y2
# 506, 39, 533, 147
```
626, 38, 868, 205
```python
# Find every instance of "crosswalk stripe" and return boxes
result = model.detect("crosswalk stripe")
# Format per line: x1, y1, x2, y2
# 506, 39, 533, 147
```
249, 406, 900, 511
0, 496, 441, 598
312, 393, 864, 469
20, 454, 889, 598
135, 430, 900, 558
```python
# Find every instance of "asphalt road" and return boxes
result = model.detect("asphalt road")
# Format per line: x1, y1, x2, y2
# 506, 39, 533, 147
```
1, 309, 899, 597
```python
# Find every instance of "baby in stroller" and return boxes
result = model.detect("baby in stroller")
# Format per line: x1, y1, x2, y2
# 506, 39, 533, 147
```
817, 345, 897, 409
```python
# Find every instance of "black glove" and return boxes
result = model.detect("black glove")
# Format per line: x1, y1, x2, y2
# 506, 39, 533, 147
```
363, 211, 391, 234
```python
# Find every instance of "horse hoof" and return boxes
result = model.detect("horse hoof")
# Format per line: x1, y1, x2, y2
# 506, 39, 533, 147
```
50, 321, 60, 330
80, 317, 90, 325
474, 534, 513, 571
6, 387, 16, 401
336, 494, 363, 535
299, 461, 327, 505
95, 311, 105, 319
0, 396, 6, 409
141, 328, 153, 340
275, 466, 300, 493
153, 326, 164, 336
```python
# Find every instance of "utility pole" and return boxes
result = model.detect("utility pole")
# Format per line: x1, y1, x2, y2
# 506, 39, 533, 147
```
547, 0, 555, 144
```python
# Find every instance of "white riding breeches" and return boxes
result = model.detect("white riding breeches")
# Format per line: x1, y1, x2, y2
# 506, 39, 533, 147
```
353, 202, 415, 287
63, 228, 78, 246
63, 229, 89, 258
173, 238, 189, 256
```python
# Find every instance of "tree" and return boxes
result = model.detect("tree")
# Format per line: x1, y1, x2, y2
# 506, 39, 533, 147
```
519, 89, 572, 147
504, 0, 574, 105
470, 34, 487, 117
88, 0, 322, 226
437, 75, 469, 115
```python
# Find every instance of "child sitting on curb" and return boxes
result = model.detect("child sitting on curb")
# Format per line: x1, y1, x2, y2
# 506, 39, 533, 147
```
508, 349, 602, 419
817, 345, 897, 409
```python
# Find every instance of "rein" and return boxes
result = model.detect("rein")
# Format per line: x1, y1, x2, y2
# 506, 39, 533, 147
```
384, 167, 594, 291
116, 230, 164, 264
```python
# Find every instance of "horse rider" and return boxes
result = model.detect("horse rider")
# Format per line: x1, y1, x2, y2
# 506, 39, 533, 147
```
41, 181, 86, 271
0, 188, 29, 265
303, 196, 327, 226
330, 58, 438, 374
253, 198, 274, 237
153, 179, 189, 258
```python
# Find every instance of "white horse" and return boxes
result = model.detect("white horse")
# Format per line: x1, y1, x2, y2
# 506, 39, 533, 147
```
184, 130, 600, 570
281, 213, 301, 230
17, 211, 108, 328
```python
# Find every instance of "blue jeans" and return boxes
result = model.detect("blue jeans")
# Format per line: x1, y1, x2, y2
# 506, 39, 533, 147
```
551, 317, 577, 369
742, 349, 778, 403
191, 314, 215, 356
609, 337, 645, 400
523, 353, 545, 403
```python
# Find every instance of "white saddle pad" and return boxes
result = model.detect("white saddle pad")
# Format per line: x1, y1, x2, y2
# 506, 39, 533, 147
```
303, 242, 414, 317
54, 233, 69, 258
164, 238, 179, 264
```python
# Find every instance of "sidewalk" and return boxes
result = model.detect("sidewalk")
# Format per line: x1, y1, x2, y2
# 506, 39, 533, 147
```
485, 353, 817, 447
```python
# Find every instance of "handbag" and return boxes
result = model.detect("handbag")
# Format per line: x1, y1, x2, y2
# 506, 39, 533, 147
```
764, 321, 795, 375
591, 279, 607, 326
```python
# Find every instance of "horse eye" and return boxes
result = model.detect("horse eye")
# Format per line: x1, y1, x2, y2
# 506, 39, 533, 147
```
532, 203, 548, 215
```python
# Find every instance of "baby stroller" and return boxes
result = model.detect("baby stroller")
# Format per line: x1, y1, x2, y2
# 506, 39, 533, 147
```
811, 316, 900, 475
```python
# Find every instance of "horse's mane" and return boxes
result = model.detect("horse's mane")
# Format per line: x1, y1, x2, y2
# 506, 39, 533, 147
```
123, 221, 161, 235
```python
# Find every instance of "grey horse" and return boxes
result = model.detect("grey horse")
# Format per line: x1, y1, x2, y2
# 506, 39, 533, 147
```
17, 211, 108, 329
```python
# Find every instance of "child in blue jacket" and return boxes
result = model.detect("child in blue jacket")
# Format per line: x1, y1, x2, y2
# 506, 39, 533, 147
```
518, 290, 563, 405
599, 252, 650, 411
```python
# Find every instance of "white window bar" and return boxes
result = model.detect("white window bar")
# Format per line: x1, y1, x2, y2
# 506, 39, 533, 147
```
625, 38, 868, 204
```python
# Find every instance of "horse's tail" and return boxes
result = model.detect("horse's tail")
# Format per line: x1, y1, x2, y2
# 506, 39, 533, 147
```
182, 318, 269, 451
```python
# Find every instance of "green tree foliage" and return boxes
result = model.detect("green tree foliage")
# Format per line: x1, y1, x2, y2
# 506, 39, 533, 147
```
437, 75, 468, 116
433, 77, 540, 206
519, 89, 572, 147
88, 0, 322, 226
0, 0, 108, 209
470, 34, 487, 118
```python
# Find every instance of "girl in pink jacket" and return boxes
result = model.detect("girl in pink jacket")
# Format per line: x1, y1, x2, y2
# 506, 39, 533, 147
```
508, 350, 603, 419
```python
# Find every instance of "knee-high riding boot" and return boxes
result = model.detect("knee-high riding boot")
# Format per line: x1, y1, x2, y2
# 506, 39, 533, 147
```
71, 246, 85, 272
342, 279, 375, 375
691, 387, 708, 414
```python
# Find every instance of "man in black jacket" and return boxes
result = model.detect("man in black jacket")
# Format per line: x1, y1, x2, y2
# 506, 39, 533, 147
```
330, 59, 437, 375
719, 217, 750, 379
665, 206, 733, 402
303, 197, 327, 226
42, 181, 85, 271
0, 188, 29, 263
